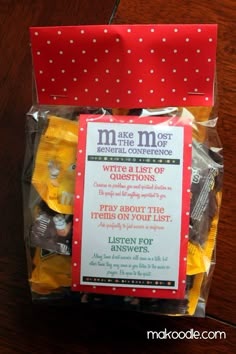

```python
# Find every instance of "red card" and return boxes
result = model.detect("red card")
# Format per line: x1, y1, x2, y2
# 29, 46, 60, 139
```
72, 114, 192, 299
30, 24, 217, 108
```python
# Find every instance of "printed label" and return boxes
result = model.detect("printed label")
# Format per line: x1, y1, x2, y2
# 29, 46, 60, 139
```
72, 115, 192, 298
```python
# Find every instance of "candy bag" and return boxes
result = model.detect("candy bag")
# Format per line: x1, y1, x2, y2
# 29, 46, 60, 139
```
22, 24, 223, 317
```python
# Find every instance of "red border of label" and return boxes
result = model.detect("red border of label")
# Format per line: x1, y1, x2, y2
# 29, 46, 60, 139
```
72, 114, 192, 299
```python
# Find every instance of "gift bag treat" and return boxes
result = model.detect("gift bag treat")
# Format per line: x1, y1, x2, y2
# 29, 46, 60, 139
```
22, 24, 223, 316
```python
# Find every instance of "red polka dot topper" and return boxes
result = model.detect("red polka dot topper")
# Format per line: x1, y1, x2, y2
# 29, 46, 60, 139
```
30, 24, 217, 108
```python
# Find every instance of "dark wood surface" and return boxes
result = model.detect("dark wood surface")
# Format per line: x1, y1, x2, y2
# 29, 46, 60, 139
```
0, 0, 235, 352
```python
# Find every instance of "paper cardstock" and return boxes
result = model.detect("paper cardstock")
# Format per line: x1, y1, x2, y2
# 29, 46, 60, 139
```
72, 115, 192, 298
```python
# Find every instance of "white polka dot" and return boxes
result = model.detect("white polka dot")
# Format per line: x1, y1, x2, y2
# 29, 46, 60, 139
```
184, 257, 187, 261
188, 143, 192, 147
127, 49, 132, 54
73, 77, 77, 81
49, 59, 53, 63
129, 120, 133, 123
105, 69, 109, 73
37, 51, 40, 55
82, 50, 86, 54
184, 78, 188, 82
47, 40, 51, 44
182, 280, 186, 284
174, 28, 178, 32
186, 211, 190, 216
187, 189, 191, 192
95, 78, 99, 82
183, 97, 187, 101
185, 58, 189, 62
61, 69, 65, 73
172, 89, 176, 92
74, 240, 78, 245
139, 38, 143, 42
173, 49, 178, 53
208, 58, 212, 62
173, 69, 177, 73
132, 289, 136, 292
206, 77, 210, 82
152, 290, 156, 293
51, 78, 55, 82
150, 49, 155, 53
162, 38, 166, 42
116, 99, 120, 103
149, 120, 153, 123
58, 31, 61, 35
150, 89, 154, 93
104, 29, 108, 33
172, 291, 176, 294
127, 70, 131, 74
162, 58, 166, 62
195, 69, 199, 73
194, 88, 198, 92
209, 38, 213, 42
84, 69, 87, 73
150, 69, 154, 74
95, 98, 99, 102
188, 166, 191, 170
41, 88, 45, 92
74, 97, 78, 101
70, 40, 74, 44
110, 118, 113, 122
39, 70, 43, 74
106, 89, 109, 93
73, 263, 77, 267
139, 79, 143, 83
73, 284, 77, 287
105, 49, 109, 53
75, 217, 79, 222
128, 90, 131, 94
116, 79, 120, 83
116, 38, 120, 42
34, 32, 38, 36
127, 28, 131, 33
139, 59, 143, 63
197, 28, 202, 32
196, 49, 201, 53
205, 97, 209, 101
116, 59, 120, 62
85, 88, 89, 92
161, 78, 165, 82
80, 30, 85, 34
150, 28, 155, 32
63, 88, 67, 92
92, 39, 96, 43
161, 98, 165, 102
112, 287, 116, 291
139, 99, 143, 103
94, 58, 98, 62
59, 51, 63, 55
72, 59, 76, 63
186, 38, 190, 42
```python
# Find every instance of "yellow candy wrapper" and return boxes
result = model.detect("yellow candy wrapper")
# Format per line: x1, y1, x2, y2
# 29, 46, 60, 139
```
32, 115, 78, 215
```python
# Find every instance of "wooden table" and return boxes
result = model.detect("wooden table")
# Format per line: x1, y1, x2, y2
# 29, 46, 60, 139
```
0, 0, 235, 352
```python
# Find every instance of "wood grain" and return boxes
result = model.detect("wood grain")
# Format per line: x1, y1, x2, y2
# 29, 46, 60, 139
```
0, 0, 235, 352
